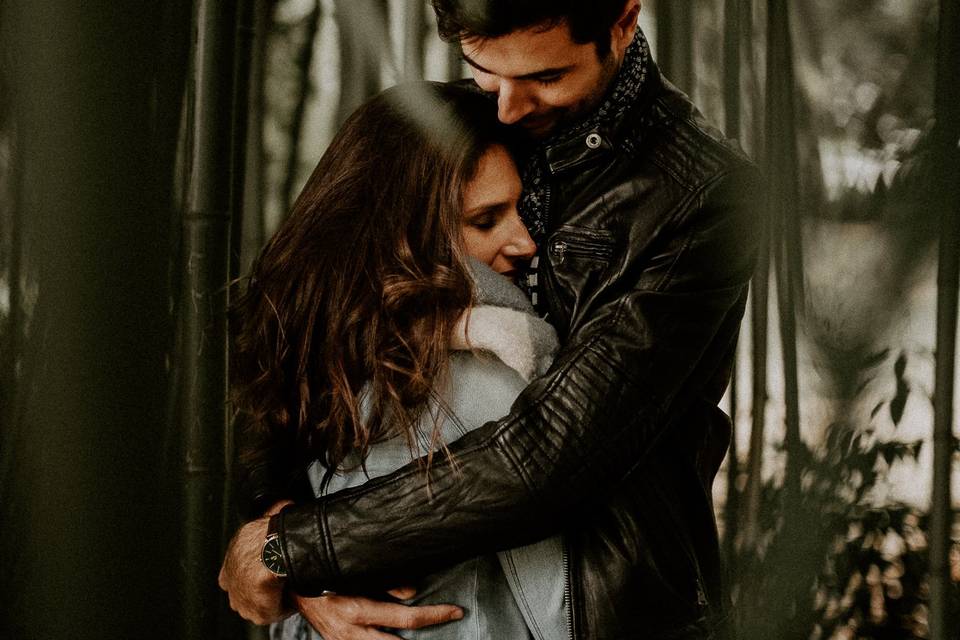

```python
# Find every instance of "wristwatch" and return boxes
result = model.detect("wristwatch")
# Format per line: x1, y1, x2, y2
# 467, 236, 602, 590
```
260, 514, 289, 578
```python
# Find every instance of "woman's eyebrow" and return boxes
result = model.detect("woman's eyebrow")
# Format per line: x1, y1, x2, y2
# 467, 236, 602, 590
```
464, 202, 509, 218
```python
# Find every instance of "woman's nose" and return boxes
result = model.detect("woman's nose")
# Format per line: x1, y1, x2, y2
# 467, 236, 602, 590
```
503, 217, 536, 259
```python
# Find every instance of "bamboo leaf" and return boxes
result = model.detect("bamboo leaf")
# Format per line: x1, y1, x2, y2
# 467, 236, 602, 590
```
894, 351, 907, 378
890, 382, 910, 426
890, 356, 910, 426
864, 347, 891, 369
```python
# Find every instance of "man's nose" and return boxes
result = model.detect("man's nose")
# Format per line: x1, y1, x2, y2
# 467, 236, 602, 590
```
497, 82, 536, 125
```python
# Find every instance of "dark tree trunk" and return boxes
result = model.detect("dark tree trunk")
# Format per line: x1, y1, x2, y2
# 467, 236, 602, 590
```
239, 0, 273, 272
230, 0, 257, 282
1, 126, 22, 440
403, 0, 426, 80
179, 1, 241, 637
0, 104, 24, 541
765, 0, 803, 528
721, 0, 743, 571
929, 2, 960, 638
335, 0, 388, 127
222, 2, 260, 639
280, 1, 321, 216
741, 208, 769, 554
765, 1, 806, 635
739, 0, 769, 558
723, 0, 742, 140
446, 40, 464, 81
0, 1, 189, 638
655, 0, 695, 94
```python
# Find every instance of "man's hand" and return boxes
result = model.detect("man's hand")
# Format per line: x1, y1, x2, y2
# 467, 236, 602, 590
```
295, 588, 464, 640
219, 516, 287, 625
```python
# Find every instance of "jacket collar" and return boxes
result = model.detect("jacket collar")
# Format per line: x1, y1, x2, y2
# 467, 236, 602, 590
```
539, 29, 653, 175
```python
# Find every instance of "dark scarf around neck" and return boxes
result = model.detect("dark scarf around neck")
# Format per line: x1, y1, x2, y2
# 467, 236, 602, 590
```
518, 30, 651, 242
516, 30, 651, 311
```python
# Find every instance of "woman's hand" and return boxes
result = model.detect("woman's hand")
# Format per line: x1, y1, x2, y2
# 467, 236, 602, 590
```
295, 588, 464, 640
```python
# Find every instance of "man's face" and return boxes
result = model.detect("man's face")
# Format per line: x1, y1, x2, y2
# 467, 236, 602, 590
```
461, 22, 620, 139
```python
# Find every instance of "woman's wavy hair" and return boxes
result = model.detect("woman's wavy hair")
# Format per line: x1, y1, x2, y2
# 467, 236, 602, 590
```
231, 82, 508, 474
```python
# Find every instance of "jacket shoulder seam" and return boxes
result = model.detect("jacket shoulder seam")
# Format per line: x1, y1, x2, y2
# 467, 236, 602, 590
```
644, 96, 746, 192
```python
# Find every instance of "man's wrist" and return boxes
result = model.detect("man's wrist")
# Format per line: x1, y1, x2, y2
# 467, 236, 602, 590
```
276, 501, 339, 596
260, 513, 290, 578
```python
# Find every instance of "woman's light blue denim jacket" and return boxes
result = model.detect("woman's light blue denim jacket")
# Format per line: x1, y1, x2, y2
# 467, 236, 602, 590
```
274, 259, 570, 640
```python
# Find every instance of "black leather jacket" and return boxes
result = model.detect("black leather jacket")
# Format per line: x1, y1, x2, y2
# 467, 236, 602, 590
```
272, 62, 760, 639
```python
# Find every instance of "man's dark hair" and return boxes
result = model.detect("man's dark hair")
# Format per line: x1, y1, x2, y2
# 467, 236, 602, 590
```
432, 0, 628, 57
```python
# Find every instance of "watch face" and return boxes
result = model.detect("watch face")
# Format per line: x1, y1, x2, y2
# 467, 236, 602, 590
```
261, 534, 288, 577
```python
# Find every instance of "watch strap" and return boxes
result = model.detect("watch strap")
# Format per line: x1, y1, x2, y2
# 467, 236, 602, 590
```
267, 512, 282, 536
261, 513, 290, 578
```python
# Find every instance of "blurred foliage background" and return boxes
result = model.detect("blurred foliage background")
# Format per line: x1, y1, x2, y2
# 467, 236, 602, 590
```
0, 1, 957, 639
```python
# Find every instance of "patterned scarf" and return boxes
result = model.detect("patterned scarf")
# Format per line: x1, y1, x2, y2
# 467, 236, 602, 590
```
518, 30, 651, 310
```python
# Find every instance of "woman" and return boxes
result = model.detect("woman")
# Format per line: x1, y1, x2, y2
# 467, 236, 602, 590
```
231, 82, 569, 640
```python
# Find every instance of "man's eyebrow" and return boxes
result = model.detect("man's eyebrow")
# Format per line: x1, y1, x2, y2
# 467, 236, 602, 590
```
461, 53, 574, 80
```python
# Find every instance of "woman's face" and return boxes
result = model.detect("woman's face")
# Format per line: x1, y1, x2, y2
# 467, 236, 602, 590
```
461, 144, 536, 280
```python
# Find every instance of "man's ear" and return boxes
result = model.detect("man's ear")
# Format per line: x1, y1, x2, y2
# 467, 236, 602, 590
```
611, 0, 641, 57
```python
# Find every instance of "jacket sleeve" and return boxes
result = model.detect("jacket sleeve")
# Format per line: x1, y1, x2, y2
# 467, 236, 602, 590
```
278, 165, 761, 595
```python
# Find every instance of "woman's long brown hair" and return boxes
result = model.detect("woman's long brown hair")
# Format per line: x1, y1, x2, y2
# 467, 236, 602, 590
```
231, 82, 508, 478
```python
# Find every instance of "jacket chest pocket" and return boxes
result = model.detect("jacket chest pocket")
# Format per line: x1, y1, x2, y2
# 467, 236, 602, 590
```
547, 230, 615, 265
541, 226, 617, 333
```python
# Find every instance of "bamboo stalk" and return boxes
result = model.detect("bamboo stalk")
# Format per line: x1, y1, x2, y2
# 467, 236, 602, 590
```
403, 0, 426, 80
2, 2, 182, 636
334, 0, 387, 127
739, 0, 770, 556
742, 0, 765, 162
723, 0, 741, 140
446, 39, 464, 82
929, 1, 960, 638
230, 0, 256, 282
181, 1, 238, 637
762, 2, 805, 634
655, 0, 694, 94
280, 1, 320, 217
765, 0, 802, 525
721, 0, 743, 570
222, 2, 257, 637
741, 215, 769, 554
2, 126, 22, 436
0, 109, 23, 522
158, 0, 195, 490
239, 0, 271, 269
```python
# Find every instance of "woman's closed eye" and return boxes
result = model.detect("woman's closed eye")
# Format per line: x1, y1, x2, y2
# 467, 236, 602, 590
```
465, 205, 505, 232
469, 215, 497, 231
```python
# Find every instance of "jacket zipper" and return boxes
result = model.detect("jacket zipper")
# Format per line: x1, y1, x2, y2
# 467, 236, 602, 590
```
544, 179, 553, 231
654, 479, 712, 615
562, 537, 575, 640
548, 236, 615, 264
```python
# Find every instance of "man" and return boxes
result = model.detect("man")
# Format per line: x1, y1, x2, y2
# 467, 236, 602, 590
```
220, 1, 759, 637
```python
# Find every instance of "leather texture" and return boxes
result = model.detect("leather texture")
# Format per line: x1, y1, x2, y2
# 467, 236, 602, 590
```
274, 62, 761, 640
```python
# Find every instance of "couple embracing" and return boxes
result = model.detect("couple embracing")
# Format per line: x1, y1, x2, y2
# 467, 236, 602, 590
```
219, 1, 760, 638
